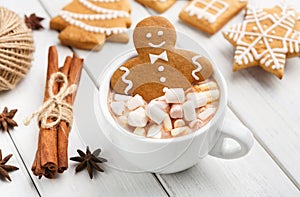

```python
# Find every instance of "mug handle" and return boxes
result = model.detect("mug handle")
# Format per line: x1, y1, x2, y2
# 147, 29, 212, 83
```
208, 110, 254, 159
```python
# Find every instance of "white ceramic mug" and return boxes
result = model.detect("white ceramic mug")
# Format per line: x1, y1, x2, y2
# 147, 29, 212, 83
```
94, 32, 254, 173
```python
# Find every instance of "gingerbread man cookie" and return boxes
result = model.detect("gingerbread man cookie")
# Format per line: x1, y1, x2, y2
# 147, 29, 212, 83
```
50, 0, 132, 51
135, 0, 176, 13
179, 0, 247, 35
110, 16, 213, 101
223, 5, 300, 79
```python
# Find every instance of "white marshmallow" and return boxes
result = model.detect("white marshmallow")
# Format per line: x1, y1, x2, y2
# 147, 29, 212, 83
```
155, 95, 166, 101
171, 126, 189, 137
183, 101, 197, 121
128, 107, 148, 127
198, 108, 216, 121
126, 94, 145, 110
133, 127, 146, 136
110, 101, 125, 116
165, 88, 185, 103
174, 119, 185, 128
163, 116, 173, 131
146, 103, 168, 124
203, 90, 220, 103
149, 100, 170, 112
116, 115, 128, 128
195, 81, 218, 92
114, 94, 132, 101
189, 119, 203, 130
147, 124, 162, 138
186, 92, 207, 108
170, 104, 183, 119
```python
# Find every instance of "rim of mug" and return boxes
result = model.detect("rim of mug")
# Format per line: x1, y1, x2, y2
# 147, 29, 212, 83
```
97, 47, 227, 144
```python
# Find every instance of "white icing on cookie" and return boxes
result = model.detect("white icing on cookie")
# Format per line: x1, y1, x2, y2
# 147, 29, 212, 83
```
157, 31, 164, 36
59, 0, 130, 35
120, 67, 133, 94
60, 13, 127, 35
146, 32, 152, 38
148, 41, 166, 48
223, 5, 300, 70
158, 65, 164, 72
160, 77, 166, 82
79, 0, 129, 16
185, 0, 229, 23
60, 10, 128, 20
149, 51, 168, 64
191, 55, 203, 80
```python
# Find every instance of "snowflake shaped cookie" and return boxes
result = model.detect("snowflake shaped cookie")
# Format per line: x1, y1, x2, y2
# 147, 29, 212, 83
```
223, 5, 300, 79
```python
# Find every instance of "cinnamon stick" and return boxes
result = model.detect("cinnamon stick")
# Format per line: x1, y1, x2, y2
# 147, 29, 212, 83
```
32, 46, 59, 176
57, 54, 83, 173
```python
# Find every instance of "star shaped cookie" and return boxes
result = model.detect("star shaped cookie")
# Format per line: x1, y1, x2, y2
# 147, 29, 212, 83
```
223, 5, 300, 79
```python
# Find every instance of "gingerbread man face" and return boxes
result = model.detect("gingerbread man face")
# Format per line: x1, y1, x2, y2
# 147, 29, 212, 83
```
133, 16, 176, 56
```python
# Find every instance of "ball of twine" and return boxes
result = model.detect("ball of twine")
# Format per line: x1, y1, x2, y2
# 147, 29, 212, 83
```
0, 7, 35, 91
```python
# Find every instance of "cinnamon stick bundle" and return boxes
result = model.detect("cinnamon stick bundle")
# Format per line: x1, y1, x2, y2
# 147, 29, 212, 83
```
31, 46, 83, 178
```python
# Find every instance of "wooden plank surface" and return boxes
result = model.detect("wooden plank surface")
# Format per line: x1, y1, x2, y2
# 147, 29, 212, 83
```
0, 0, 166, 196
148, 0, 300, 188
0, 132, 39, 196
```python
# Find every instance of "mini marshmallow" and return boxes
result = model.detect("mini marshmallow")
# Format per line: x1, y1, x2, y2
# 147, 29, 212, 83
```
155, 95, 166, 101
146, 103, 168, 124
163, 116, 173, 131
165, 88, 185, 103
128, 107, 148, 127
114, 94, 132, 101
126, 94, 145, 110
174, 119, 185, 128
198, 108, 216, 121
186, 92, 207, 108
194, 81, 217, 92
116, 115, 129, 128
183, 101, 197, 121
147, 124, 162, 138
203, 90, 220, 103
170, 104, 183, 119
110, 101, 125, 116
171, 126, 189, 137
133, 127, 146, 136
189, 119, 203, 130
150, 100, 170, 112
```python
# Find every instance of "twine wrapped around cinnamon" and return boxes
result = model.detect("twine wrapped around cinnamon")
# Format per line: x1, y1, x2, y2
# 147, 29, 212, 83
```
26, 46, 83, 178
0, 7, 35, 91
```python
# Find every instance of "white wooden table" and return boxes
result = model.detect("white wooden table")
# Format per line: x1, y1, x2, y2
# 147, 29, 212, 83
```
1, 0, 300, 196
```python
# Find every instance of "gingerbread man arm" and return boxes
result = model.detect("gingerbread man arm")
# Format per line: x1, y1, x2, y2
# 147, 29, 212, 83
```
171, 49, 214, 81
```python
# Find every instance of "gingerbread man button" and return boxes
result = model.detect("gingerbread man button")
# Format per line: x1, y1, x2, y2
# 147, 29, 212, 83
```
111, 16, 213, 101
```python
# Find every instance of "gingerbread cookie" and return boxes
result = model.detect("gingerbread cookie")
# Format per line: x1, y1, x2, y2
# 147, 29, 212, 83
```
223, 5, 300, 79
179, 0, 247, 35
135, 0, 176, 13
110, 16, 213, 101
50, 0, 132, 51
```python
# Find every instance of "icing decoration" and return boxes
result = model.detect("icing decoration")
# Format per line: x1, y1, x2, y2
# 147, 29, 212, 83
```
146, 33, 152, 38
79, 0, 129, 16
149, 51, 168, 64
158, 65, 165, 72
148, 41, 166, 48
223, 6, 300, 70
184, 0, 229, 23
191, 55, 203, 80
160, 77, 166, 82
120, 67, 133, 94
59, 0, 129, 35
157, 30, 164, 36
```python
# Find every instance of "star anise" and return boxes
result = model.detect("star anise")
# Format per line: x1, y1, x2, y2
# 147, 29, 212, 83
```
24, 13, 44, 30
0, 149, 19, 182
70, 146, 107, 179
0, 107, 18, 132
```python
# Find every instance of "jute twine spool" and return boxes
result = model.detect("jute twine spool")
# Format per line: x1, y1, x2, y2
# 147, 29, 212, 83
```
0, 7, 35, 91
